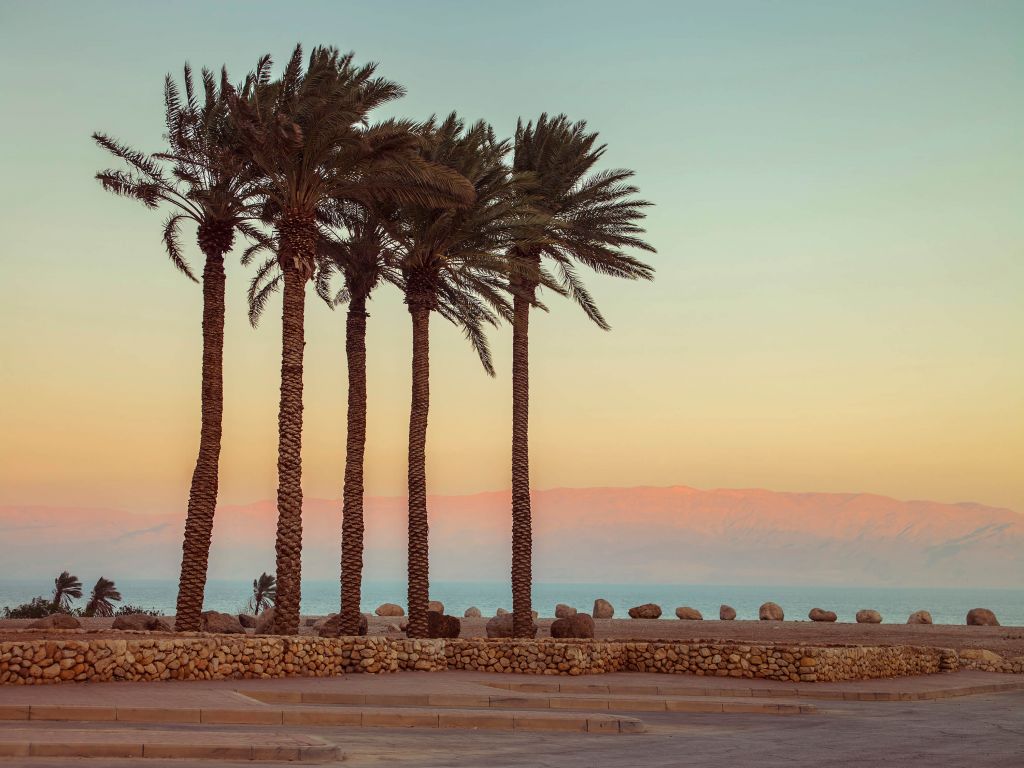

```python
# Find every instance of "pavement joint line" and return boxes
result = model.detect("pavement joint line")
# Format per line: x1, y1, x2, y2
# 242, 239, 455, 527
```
2, 703, 644, 734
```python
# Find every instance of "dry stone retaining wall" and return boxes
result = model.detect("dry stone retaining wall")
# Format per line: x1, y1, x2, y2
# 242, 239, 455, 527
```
1, 632, 1017, 686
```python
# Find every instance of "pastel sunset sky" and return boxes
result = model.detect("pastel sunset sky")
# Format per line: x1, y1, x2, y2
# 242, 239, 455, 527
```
1, 1, 1022, 516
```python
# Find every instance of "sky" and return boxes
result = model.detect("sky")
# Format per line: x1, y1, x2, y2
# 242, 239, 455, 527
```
1, 0, 1022, 517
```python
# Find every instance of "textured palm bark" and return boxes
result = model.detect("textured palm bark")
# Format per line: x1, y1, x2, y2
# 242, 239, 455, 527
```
511, 292, 535, 638
173, 245, 227, 632
273, 261, 307, 636
405, 301, 431, 639
338, 294, 368, 635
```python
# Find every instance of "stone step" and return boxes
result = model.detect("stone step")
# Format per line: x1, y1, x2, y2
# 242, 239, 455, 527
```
0, 702, 643, 734
484, 678, 1024, 702
0, 726, 338, 761
242, 689, 813, 715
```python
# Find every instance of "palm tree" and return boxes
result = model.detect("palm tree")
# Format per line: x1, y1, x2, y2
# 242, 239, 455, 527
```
84, 578, 123, 618
249, 572, 277, 615
52, 571, 82, 612
316, 207, 404, 636
507, 114, 655, 636
94, 65, 260, 632
391, 114, 532, 638
231, 46, 473, 636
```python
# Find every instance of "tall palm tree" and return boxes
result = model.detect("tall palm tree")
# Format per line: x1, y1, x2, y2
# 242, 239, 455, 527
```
249, 572, 277, 615
94, 65, 260, 632
391, 114, 533, 638
231, 46, 473, 636
508, 114, 655, 637
317, 207, 403, 636
84, 578, 123, 618
52, 571, 82, 612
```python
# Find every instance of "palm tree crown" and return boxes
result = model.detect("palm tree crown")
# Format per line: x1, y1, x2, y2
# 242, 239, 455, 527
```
52, 571, 82, 612
249, 572, 277, 615
511, 113, 655, 322
85, 578, 123, 618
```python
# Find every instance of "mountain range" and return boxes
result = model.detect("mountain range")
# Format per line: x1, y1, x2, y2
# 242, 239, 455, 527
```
1, 486, 1021, 587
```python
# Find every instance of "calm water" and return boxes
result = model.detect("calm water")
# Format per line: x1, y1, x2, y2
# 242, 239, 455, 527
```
1, 579, 1021, 626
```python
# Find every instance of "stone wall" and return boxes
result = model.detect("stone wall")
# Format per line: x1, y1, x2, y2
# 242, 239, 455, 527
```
2, 632, 1017, 687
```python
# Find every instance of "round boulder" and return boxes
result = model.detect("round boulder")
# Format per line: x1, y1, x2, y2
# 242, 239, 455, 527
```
201, 610, 245, 634
27, 613, 81, 630
719, 604, 737, 621
464, 606, 482, 618
966, 608, 999, 626
550, 612, 595, 639
427, 611, 461, 639
254, 607, 277, 635
593, 599, 614, 619
675, 606, 703, 620
555, 603, 577, 619
238, 613, 257, 629
856, 609, 882, 624
495, 608, 509, 616
758, 602, 784, 621
485, 613, 537, 638
907, 610, 933, 625
375, 603, 405, 617
428, 600, 444, 614
628, 603, 662, 619
808, 608, 837, 622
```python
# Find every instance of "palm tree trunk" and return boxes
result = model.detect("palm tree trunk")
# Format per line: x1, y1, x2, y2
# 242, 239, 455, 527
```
174, 246, 226, 632
274, 260, 306, 636
511, 292, 535, 638
339, 294, 368, 635
406, 300, 431, 639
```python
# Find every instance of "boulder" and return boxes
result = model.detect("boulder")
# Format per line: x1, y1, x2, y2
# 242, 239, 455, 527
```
27, 613, 81, 630
550, 612, 596, 639
907, 610, 933, 625
966, 608, 999, 626
719, 604, 737, 621
427, 611, 461, 639
315, 613, 368, 637
485, 613, 537, 639
254, 607, 276, 635
675, 606, 703, 620
111, 614, 171, 632
201, 611, 245, 634
495, 608, 509, 616
808, 608, 837, 622
428, 600, 444, 614
759, 602, 784, 621
555, 603, 577, 619
628, 603, 662, 619
238, 614, 257, 628
464, 606, 482, 618
593, 599, 614, 619
375, 603, 405, 617
856, 609, 882, 624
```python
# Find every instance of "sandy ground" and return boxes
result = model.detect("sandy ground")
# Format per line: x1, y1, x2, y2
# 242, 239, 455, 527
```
1, 615, 1021, 656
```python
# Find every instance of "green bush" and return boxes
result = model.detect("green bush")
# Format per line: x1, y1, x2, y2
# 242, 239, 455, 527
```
2, 596, 57, 619
114, 604, 161, 617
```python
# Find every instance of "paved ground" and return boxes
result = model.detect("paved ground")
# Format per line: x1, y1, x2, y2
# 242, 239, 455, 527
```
1, 671, 1022, 766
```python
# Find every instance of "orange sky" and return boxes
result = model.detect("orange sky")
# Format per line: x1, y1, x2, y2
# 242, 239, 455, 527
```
1, 2, 1022, 516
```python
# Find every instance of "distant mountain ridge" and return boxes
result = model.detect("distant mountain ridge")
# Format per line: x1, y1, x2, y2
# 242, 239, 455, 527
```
1, 486, 1021, 587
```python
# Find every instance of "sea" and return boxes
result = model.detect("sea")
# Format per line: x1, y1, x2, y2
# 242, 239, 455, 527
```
1, 579, 1021, 626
